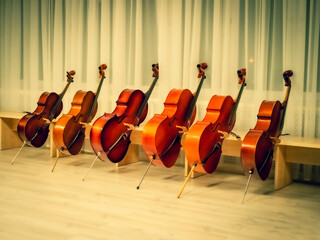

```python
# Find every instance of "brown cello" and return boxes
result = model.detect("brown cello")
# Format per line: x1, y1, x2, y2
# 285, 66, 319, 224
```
241, 70, 292, 203
81, 64, 159, 181
137, 63, 207, 189
177, 69, 246, 198
52, 64, 107, 171
11, 71, 74, 164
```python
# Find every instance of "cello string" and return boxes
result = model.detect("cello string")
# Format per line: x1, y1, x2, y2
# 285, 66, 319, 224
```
242, 170, 253, 204
258, 149, 273, 173
137, 158, 154, 190
177, 163, 197, 198
11, 141, 27, 165
108, 132, 129, 153
82, 152, 101, 182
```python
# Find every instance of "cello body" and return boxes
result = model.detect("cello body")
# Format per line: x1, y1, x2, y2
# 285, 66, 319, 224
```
184, 69, 246, 174
53, 90, 97, 155
53, 64, 106, 156
241, 100, 281, 180
184, 95, 234, 173
89, 63, 159, 164
142, 89, 196, 168
241, 70, 292, 180
17, 92, 62, 147
90, 89, 148, 163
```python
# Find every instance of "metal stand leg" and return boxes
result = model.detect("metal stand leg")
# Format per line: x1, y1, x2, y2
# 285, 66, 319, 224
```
11, 141, 26, 165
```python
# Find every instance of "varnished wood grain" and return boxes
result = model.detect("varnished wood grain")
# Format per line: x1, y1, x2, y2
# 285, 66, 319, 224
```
0, 147, 319, 240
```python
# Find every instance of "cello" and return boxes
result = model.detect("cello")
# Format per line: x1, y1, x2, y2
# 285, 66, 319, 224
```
241, 70, 292, 203
137, 63, 207, 190
82, 64, 159, 181
178, 69, 246, 198
11, 71, 75, 164
52, 64, 107, 171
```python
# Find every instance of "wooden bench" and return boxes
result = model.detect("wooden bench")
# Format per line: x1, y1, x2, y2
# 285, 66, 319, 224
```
274, 136, 320, 189
0, 111, 26, 150
128, 129, 320, 190
1, 111, 319, 190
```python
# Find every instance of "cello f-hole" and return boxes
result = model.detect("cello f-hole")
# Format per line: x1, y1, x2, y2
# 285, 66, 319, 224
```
168, 117, 177, 127
117, 115, 128, 124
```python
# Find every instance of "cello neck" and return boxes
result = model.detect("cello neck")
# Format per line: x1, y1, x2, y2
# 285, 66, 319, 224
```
136, 63, 159, 120
89, 64, 107, 118
278, 70, 293, 135
49, 70, 75, 121
228, 68, 246, 126
185, 63, 207, 126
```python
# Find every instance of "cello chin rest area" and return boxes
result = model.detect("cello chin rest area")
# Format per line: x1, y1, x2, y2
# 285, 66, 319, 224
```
123, 123, 135, 131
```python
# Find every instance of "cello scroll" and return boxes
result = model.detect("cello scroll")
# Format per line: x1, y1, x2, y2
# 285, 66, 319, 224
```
99, 64, 107, 78
197, 63, 208, 78
152, 63, 159, 77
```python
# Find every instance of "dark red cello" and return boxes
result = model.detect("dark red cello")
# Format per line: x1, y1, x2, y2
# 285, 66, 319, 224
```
137, 63, 207, 190
177, 69, 246, 198
52, 64, 107, 171
11, 71, 74, 164
241, 70, 292, 203
82, 64, 159, 181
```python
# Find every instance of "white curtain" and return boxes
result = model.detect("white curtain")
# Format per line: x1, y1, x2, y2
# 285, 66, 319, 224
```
1, 0, 319, 178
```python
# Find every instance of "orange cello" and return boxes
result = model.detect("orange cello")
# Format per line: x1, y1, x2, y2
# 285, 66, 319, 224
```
240, 70, 292, 203
52, 64, 107, 171
81, 64, 159, 181
137, 63, 207, 190
178, 69, 246, 198
11, 71, 74, 165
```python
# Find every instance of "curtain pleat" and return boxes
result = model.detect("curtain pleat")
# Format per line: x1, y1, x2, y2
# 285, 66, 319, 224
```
0, 0, 319, 179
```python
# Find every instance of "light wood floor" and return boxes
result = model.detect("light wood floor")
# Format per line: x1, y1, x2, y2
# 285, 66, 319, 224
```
0, 147, 319, 240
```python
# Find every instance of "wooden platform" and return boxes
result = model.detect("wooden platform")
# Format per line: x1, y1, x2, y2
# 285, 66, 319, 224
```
0, 147, 319, 240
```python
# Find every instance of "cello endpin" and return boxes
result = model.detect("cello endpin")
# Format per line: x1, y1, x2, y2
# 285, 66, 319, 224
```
242, 169, 253, 204
11, 141, 27, 165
